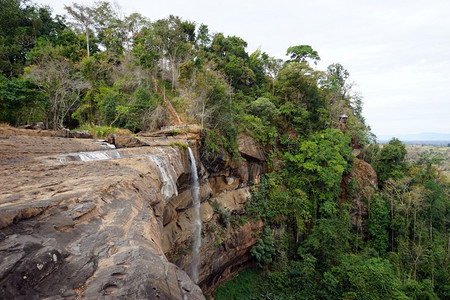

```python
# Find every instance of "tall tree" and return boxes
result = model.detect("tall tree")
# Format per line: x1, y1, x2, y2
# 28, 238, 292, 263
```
65, 2, 94, 57
27, 44, 89, 129
153, 15, 195, 89
286, 45, 320, 65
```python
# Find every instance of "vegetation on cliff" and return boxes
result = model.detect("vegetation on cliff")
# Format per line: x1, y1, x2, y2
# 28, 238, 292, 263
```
1, 0, 448, 298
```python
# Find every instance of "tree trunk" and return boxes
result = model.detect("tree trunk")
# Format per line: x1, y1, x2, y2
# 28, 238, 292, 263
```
391, 197, 394, 251
429, 203, 433, 240
86, 27, 90, 57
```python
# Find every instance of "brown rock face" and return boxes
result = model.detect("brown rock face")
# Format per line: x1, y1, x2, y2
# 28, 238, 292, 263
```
345, 158, 378, 225
237, 134, 265, 162
0, 135, 203, 299
108, 134, 146, 148
162, 139, 266, 295
0, 131, 264, 299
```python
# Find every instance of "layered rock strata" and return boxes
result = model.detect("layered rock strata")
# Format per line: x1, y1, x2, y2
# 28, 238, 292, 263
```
0, 129, 266, 299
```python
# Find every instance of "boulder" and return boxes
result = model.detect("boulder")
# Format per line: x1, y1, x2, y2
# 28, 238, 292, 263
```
32, 122, 46, 130
72, 130, 93, 139
208, 176, 239, 196
237, 134, 265, 161
108, 134, 146, 148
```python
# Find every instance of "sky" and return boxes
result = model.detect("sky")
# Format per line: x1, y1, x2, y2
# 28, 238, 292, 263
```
34, 0, 450, 139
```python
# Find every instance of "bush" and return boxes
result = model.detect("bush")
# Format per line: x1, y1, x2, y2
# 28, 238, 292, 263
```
250, 227, 276, 267
71, 125, 117, 138
213, 268, 267, 300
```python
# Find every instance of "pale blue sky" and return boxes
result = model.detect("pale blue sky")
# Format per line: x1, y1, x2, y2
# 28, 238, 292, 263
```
35, 0, 450, 139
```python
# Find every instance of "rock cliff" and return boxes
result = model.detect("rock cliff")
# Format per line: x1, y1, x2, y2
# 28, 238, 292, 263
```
0, 128, 264, 299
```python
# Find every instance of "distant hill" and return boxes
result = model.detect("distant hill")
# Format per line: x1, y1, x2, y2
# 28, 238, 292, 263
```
378, 133, 450, 145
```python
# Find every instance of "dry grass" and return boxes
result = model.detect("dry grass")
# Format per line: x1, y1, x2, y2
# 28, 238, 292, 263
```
406, 144, 450, 176
114, 128, 133, 135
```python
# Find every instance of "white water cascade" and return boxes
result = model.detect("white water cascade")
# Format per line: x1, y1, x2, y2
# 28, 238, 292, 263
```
77, 150, 121, 162
147, 154, 178, 202
188, 147, 201, 283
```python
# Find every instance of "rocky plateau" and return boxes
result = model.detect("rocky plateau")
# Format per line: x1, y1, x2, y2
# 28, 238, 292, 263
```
0, 126, 265, 299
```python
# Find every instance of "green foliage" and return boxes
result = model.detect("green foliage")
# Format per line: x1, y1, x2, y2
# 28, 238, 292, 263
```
168, 142, 188, 149
71, 125, 116, 138
276, 62, 329, 136
1, 3, 447, 299
300, 212, 352, 269
246, 97, 279, 125
286, 45, 321, 65
210, 200, 232, 228
283, 128, 353, 217
375, 138, 407, 186
250, 227, 276, 267
0, 0, 66, 77
368, 194, 390, 256
213, 268, 267, 300
326, 255, 408, 299
0, 74, 45, 125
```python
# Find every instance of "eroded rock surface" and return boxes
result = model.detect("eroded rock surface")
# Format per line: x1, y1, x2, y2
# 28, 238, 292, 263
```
0, 129, 266, 299
0, 131, 203, 299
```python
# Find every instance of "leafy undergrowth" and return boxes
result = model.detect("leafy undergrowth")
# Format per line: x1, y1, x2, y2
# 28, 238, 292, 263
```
213, 268, 268, 300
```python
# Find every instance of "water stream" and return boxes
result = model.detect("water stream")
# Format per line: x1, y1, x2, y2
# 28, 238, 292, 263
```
188, 147, 201, 283
147, 154, 178, 202
77, 150, 121, 162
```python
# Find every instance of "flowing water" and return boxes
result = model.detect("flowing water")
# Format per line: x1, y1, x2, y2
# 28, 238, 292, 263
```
77, 150, 121, 162
147, 154, 178, 202
188, 147, 201, 283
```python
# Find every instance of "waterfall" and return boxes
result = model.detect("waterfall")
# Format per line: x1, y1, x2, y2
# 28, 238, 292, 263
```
77, 150, 121, 162
188, 147, 201, 284
147, 154, 178, 202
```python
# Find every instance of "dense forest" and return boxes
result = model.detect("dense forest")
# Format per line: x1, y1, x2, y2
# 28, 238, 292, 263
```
0, 0, 448, 299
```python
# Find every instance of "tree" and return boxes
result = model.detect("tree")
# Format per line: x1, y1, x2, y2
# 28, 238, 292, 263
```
65, 2, 95, 57
0, 74, 44, 125
328, 255, 408, 299
153, 15, 195, 89
260, 52, 282, 95
286, 45, 320, 65
27, 44, 89, 129
0, 0, 65, 77
122, 13, 148, 51
283, 128, 353, 221
369, 193, 390, 255
196, 24, 211, 48
251, 227, 276, 267
179, 62, 231, 129
246, 97, 279, 126
92, 1, 125, 56
375, 138, 407, 186
276, 62, 329, 135
209, 33, 255, 91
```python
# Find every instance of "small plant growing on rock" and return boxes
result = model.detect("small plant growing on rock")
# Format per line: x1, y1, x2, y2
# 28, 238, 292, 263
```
169, 142, 188, 149
210, 200, 231, 228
